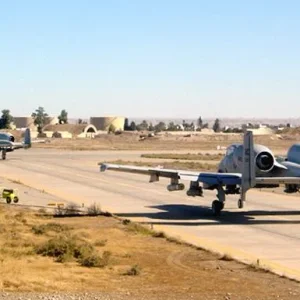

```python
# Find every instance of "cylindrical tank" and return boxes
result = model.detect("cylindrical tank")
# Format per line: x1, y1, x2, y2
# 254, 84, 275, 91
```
13, 117, 35, 129
90, 116, 125, 131
44, 117, 59, 125
287, 144, 300, 165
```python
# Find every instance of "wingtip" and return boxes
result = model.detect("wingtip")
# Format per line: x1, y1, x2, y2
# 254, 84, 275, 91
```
99, 164, 108, 172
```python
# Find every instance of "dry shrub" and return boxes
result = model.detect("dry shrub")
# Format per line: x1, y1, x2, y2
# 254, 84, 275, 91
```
31, 222, 71, 235
64, 203, 81, 216
79, 251, 111, 268
94, 239, 107, 247
123, 264, 141, 276
152, 231, 166, 238
87, 203, 102, 216
35, 233, 78, 262
35, 233, 110, 267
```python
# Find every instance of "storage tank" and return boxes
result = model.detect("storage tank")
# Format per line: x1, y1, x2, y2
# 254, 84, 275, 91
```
90, 116, 125, 131
13, 117, 35, 129
45, 117, 59, 125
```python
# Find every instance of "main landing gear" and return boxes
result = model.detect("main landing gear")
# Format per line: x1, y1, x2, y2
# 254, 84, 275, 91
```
238, 198, 244, 209
211, 185, 245, 216
211, 185, 226, 216
212, 200, 224, 216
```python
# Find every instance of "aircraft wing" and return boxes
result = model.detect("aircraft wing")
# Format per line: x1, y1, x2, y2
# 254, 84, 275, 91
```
99, 163, 242, 185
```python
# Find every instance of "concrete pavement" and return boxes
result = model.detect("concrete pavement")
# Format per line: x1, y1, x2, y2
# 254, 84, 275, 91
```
1, 148, 300, 280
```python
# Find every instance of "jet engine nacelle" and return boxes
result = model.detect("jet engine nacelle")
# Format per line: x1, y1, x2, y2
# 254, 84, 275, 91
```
233, 144, 276, 173
255, 151, 275, 172
167, 183, 185, 191
0, 133, 14, 142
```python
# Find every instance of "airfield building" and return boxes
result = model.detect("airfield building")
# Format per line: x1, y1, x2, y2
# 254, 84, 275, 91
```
90, 116, 125, 131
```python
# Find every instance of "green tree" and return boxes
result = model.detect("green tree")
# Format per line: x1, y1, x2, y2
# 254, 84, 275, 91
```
154, 122, 166, 132
213, 118, 221, 132
167, 122, 178, 131
124, 118, 130, 130
148, 122, 155, 131
0, 109, 13, 129
197, 116, 203, 129
78, 118, 83, 124
32, 106, 48, 133
58, 109, 68, 124
130, 121, 137, 131
136, 120, 148, 131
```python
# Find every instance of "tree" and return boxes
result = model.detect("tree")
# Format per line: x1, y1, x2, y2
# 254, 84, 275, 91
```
136, 120, 148, 131
58, 109, 68, 124
213, 118, 221, 132
154, 122, 166, 132
124, 118, 130, 130
148, 123, 155, 131
78, 118, 83, 124
32, 106, 48, 133
130, 121, 137, 131
0, 109, 13, 129
197, 116, 203, 129
167, 122, 180, 131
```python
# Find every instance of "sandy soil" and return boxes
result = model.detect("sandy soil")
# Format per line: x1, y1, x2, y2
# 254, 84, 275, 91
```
0, 205, 299, 300
33, 132, 299, 155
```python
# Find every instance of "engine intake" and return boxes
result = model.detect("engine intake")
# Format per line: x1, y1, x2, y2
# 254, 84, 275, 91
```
255, 151, 274, 172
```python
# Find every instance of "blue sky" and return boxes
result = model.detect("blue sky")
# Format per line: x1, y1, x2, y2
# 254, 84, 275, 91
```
0, 0, 299, 118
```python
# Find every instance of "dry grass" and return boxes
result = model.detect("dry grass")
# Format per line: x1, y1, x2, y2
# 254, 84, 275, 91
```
100, 159, 218, 171
32, 133, 300, 154
0, 205, 299, 298
141, 153, 224, 161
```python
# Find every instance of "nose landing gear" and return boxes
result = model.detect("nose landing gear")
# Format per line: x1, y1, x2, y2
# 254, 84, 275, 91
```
2, 150, 6, 160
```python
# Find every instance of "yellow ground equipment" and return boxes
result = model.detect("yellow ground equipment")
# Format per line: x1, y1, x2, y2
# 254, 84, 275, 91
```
0, 188, 19, 204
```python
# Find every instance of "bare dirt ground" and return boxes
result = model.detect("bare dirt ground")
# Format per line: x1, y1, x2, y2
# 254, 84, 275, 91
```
2, 131, 300, 299
33, 132, 300, 155
0, 205, 299, 300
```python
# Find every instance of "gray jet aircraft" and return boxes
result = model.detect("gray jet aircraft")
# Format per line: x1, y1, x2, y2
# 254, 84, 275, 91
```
0, 128, 31, 160
99, 131, 300, 215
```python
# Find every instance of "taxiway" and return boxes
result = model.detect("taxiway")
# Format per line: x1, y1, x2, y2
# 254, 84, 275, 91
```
1, 148, 300, 280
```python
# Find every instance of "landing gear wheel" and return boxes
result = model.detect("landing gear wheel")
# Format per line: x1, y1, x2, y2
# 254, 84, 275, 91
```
6, 197, 11, 204
238, 199, 244, 209
212, 200, 224, 216
13, 197, 19, 203
2, 151, 6, 160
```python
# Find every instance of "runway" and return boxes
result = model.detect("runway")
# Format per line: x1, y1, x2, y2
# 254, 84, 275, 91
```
1, 148, 300, 280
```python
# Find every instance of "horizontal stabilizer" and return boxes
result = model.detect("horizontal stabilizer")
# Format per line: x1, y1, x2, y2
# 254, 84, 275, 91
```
256, 177, 300, 185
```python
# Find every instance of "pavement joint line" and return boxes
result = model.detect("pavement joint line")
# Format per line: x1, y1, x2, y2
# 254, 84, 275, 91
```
2, 163, 300, 281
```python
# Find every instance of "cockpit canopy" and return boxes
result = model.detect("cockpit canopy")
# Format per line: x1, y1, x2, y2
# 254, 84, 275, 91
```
226, 144, 240, 156
0, 133, 14, 142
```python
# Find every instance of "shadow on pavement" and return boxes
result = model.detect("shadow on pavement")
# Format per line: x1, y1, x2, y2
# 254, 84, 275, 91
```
115, 204, 300, 226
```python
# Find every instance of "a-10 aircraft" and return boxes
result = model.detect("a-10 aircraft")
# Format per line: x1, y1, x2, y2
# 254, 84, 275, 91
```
99, 131, 300, 216
0, 128, 32, 160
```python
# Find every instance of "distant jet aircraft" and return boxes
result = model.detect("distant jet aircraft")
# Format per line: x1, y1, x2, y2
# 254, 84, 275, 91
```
99, 131, 300, 216
0, 128, 32, 160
